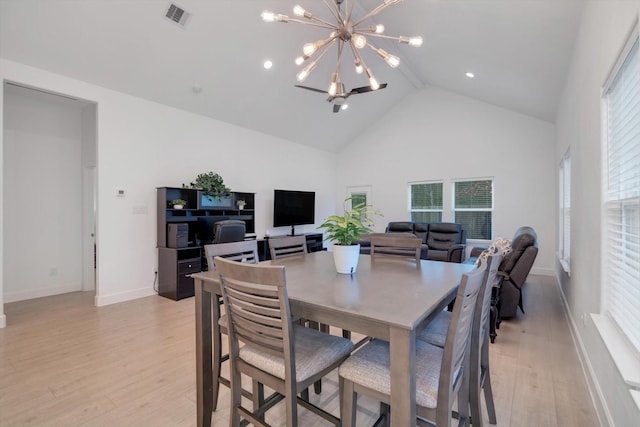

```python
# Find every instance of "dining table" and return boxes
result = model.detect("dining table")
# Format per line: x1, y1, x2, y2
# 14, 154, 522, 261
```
192, 250, 475, 427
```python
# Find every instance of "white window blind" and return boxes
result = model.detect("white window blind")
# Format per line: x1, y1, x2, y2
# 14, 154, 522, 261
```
559, 150, 571, 273
409, 182, 443, 222
603, 35, 640, 353
453, 179, 493, 240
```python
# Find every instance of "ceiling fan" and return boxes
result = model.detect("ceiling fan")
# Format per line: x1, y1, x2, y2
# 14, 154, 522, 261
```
295, 82, 388, 113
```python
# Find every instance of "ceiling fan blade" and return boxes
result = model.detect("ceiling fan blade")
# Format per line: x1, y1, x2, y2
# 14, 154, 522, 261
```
295, 85, 328, 94
333, 104, 341, 113
349, 83, 388, 95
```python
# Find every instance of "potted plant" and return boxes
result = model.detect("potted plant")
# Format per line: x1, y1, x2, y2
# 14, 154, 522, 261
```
236, 199, 246, 210
184, 171, 231, 205
170, 199, 187, 209
318, 198, 382, 274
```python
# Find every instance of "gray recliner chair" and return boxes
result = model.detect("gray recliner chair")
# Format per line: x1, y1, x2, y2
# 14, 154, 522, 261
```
497, 226, 538, 319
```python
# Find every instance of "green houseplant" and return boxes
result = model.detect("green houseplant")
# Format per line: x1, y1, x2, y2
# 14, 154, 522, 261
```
169, 198, 187, 209
184, 171, 231, 203
318, 198, 381, 273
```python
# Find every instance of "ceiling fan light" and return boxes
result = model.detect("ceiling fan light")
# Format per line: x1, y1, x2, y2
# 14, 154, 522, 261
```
352, 34, 367, 49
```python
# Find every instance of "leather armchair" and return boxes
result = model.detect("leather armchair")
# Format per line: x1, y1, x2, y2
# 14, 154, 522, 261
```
497, 226, 538, 318
213, 220, 246, 244
424, 222, 467, 263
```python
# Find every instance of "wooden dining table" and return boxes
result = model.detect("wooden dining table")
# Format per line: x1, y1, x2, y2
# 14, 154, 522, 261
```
192, 250, 475, 427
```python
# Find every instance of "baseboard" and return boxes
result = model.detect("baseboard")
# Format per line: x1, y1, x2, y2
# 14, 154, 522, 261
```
4, 284, 82, 303
0, 314, 6, 328
94, 287, 157, 307
531, 266, 554, 276
554, 276, 612, 427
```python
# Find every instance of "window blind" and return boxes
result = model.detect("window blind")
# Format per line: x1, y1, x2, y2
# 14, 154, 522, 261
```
603, 36, 640, 353
454, 179, 493, 239
410, 182, 443, 222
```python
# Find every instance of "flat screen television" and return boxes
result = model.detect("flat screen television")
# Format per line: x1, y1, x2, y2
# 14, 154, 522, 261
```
273, 189, 315, 235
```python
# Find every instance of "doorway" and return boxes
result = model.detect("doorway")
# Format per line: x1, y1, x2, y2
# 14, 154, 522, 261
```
2, 82, 97, 303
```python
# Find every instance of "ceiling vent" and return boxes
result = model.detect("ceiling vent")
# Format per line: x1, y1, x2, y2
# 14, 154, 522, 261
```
164, 3, 190, 27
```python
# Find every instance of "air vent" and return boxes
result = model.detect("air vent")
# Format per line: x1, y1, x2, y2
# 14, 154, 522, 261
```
164, 3, 190, 27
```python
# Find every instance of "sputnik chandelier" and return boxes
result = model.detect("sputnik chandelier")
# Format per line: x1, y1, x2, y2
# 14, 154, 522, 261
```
261, 0, 422, 99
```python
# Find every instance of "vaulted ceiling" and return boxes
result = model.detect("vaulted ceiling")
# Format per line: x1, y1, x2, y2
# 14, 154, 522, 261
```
0, 0, 585, 152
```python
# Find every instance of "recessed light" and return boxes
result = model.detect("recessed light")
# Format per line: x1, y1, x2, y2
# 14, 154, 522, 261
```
465, 72, 475, 78
263, 60, 273, 70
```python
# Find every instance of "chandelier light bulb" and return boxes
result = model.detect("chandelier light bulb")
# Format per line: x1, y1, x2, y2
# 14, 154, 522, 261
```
295, 56, 305, 66
399, 36, 423, 46
303, 43, 317, 56
293, 5, 305, 16
369, 76, 380, 90
261, 11, 275, 22
354, 59, 364, 74
385, 54, 400, 68
328, 82, 338, 97
375, 24, 385, 34
352, 34, 367, 49
297, 69, 309, 82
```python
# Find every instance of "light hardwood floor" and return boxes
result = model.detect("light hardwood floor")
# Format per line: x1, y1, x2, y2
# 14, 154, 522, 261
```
0, 275, 599, 426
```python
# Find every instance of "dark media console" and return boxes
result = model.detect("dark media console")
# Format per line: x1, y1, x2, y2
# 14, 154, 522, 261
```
258, 233, 324, 261
156, 187, 255, 300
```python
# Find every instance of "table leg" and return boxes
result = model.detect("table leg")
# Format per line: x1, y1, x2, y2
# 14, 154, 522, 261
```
389, 327, 416, 427
195, 279, 213, 427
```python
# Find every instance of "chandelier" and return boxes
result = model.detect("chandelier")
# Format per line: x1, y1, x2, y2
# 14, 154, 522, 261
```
261, 0, 422, 99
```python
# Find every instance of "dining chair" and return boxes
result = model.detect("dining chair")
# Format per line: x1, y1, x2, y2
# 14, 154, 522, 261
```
418, 250, 503, 426
338, 263, 486, 427
268, 234, 329, 394
215, 256, 354, 427
203, 240, 260, 411
370, 233, 422, 260
268, 235, 308, 260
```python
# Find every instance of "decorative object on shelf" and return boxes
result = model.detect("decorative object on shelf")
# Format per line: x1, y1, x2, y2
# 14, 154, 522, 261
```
261, 0, 422, 101
184, 171, 230, 202
236, 199, 246, 210
169, 199, 187, 209
318, 197, 382, 274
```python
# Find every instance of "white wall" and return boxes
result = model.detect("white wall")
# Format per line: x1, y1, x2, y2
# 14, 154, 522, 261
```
0, 59, 337, 311
337, 85, 556, 274
555, 1, 640, 425
3, 87, 84, 302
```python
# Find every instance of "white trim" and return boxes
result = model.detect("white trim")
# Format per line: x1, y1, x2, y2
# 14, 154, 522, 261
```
4, 284, 82, 303
0, 314, 5, 328
555, 276, 612, 427
592, 314, 640, 389
631, 390, 640, 413
94, 287, 156, 307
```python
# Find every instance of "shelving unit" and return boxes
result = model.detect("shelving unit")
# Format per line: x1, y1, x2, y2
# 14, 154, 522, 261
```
259, 233, 325, 261
156, 187, 255, 300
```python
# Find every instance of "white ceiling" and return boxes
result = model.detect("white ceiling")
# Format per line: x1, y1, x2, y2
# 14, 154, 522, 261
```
0, 0, 585, 152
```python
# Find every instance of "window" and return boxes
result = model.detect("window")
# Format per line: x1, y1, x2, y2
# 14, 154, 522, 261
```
558, 149, 571, 273
409, 182, 443, 222
602, 33, 640, 353
347, 186, 370, 209
453, 179, 493, 240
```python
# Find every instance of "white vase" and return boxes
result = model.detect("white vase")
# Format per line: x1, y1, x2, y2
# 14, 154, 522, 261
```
333, 244, 361, 274
173, 204, 184, 210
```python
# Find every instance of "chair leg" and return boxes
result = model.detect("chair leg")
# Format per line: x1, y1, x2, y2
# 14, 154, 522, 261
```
212, 302, 223, 410
230, 366, 243, 427
339, 376, 357, 427
483, 366, 497, 424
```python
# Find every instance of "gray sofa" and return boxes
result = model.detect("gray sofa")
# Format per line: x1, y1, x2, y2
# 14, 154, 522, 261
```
357, 221, 467, 263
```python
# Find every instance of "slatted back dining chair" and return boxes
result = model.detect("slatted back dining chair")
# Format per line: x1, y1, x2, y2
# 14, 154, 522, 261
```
269, 235, 308, 260
339, 263, 486, 427
418, 250, 503, 426
215, 256, 354, 427
370, 234, 422, 260
203, 240, 260, 411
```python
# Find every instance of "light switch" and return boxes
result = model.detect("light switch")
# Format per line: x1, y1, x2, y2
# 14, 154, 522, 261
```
116, 188, 125, 197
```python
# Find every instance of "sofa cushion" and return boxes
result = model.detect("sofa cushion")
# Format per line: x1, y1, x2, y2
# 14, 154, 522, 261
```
499, 226, 537, 272
414, 222, 429, 244
386, 222, 415, 233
